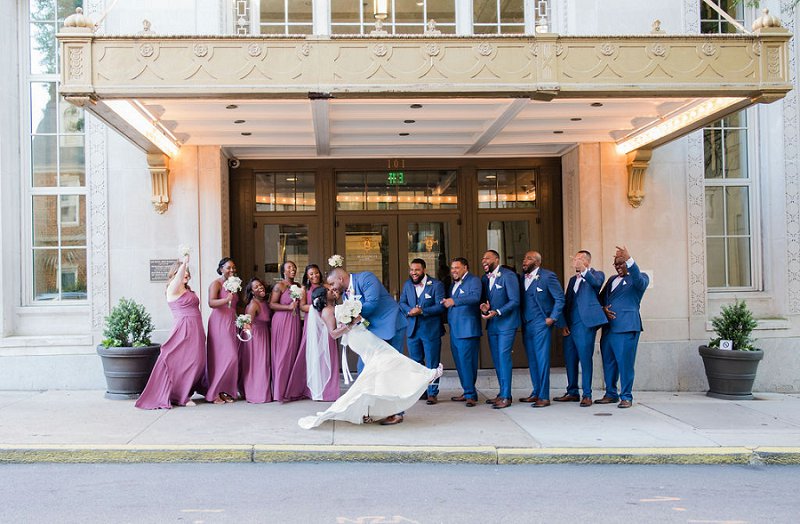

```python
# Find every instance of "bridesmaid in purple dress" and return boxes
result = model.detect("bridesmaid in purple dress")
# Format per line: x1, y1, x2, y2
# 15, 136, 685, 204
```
205, 257, 240, 405
136, 255, 206, 409
240, 278, 272, 403
288, 264, 340, 401
270, 261, 304, 402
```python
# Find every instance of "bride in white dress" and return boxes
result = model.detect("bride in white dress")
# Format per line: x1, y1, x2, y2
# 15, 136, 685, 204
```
298, 285, 443, 429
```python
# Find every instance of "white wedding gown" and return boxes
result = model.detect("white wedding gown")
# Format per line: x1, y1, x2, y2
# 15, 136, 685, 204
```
298, 324, 436, 429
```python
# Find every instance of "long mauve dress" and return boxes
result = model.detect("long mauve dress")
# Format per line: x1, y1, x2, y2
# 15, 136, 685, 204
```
286, 285, 340, 402
239, 300, 272, 403
135, 291, 206, 409
205, 287, 240, 401
271, 286, 302, 402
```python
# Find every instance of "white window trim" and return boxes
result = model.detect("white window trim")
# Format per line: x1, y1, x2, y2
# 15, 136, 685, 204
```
21, 1, 89, 306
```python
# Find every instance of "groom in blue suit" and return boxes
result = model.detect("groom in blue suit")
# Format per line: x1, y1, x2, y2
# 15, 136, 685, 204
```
554, 250, 606, 407
399, 258, 446, 404
441, 257, 482, 407
480, 250, 520, 410
327, 266, 408, 425
597, 246, 649, 409
519, 251, 564, 408
327, 267, 407, 351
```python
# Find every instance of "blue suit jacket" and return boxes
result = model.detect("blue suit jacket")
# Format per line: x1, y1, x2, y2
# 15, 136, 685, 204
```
481, 269, 521, 334
557, 269, 608, 329
520, 268, 565, 328
399, 276, 445, 339
351, 272, 407, 340
446, 272, 482, 339
599, 262, 649, 333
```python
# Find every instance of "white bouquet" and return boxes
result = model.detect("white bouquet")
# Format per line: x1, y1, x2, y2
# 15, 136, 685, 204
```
335, 297, 366, 326
223, 276, 242, 293
328, 254, 344, 268
179, 244, 191, 257
235, 314, 252, 342
289, 284, 303, 300
235, 314, 252, 329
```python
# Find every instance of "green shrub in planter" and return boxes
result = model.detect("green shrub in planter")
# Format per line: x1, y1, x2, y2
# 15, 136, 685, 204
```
708, 299, 758, 351
101, 297, 156, 348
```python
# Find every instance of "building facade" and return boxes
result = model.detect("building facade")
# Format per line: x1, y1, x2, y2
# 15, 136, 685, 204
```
1, 0, 798, 393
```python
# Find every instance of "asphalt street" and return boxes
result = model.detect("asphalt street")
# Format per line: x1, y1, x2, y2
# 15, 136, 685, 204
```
2, 463, 797, 523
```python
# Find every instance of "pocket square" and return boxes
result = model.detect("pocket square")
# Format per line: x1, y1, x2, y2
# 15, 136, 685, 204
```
536, 287, 543, 292
623, 281, 628, 286
495, 284, 503, 289
424, 293, 432, 299
459, 289, 465, 294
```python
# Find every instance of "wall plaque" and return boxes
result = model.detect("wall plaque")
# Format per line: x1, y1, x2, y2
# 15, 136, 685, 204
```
150, 259, 176, 282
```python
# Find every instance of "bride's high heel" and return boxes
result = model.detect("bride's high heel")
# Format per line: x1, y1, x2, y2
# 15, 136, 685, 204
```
430, 363, 444, 382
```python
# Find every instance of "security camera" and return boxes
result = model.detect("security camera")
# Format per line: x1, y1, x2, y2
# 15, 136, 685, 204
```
228, 158, 240, 169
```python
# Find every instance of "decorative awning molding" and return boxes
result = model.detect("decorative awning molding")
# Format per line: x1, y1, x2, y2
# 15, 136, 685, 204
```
59, 27, 792, 157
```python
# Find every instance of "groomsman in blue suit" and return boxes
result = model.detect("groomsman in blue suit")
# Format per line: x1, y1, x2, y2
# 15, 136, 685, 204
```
327, 267, 408, 424
441, 257, 482, 407
480, 250, 520, 410
519, 251, 565, 408
597, 246, 649, 409
400, 258, 446, 404
554, 250, 607, 407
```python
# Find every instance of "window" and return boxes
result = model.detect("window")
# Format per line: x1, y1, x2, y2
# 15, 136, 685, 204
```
700, 0, 744, 34
28, 0, 88, 302
336, 170, 458, 210
255, 172, 316, 211
258, 0, 313, 35
331, 0, 456, 35
473, 0, 524, 34
477, 169, 537, 209
701, 2, 756, 290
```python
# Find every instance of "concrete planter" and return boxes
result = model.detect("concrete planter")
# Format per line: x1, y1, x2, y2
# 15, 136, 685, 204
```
698, 345, 764, 400
96, 344, 161, 400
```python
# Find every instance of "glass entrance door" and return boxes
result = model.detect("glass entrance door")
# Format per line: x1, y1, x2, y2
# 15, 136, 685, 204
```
336, 214, 459, 366
254, 218, 319, 287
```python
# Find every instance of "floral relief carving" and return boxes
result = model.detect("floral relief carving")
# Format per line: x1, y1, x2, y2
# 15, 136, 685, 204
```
555, 43, 564, 56
373, 44, 388, 57
300, 43, 311, 56
477, 42, 493, 56
424, 43, 440, 57
247, 43, 262, 57
68, 47, 83, 80
701, 42, 716, 56
650, 43, 667, 57
139, 43, 154, 57
752, 41, 762, 56
193, 44, 209, 57
530, 43, 538, 57
599, 43, 616, 56
767, 47, 782, 78
87, 115, 110, 331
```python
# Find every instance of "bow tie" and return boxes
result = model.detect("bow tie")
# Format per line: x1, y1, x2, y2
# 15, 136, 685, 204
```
525, 273, 534, 279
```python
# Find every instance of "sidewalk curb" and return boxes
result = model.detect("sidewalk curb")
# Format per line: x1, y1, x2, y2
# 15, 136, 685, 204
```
2, 445, 800, 465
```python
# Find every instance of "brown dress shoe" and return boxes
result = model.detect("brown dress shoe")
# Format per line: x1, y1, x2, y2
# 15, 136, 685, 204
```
492, 398, 511, 409
593, 396, 620, 404
426, 396, 438, 405
465, 398, 477, 407
553, 394, 580, 402
518, 395, 539, 403
617, 400, 633, 409
485, 396, 500, 405
380, 414, 404, 425
532, 399, 551, 408
580, 397, 592, 407
451, 395, 467, 402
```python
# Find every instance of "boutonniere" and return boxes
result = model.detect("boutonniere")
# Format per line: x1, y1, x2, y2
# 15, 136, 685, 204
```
533, 274, 540, 281
426, 280, 432, 286
496, 271, 502, 277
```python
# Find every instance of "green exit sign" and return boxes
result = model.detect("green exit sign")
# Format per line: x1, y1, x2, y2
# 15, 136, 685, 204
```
387, 171, 405, 185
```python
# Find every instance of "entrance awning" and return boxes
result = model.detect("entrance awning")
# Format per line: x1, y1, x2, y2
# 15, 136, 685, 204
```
58, 19, 792, 161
